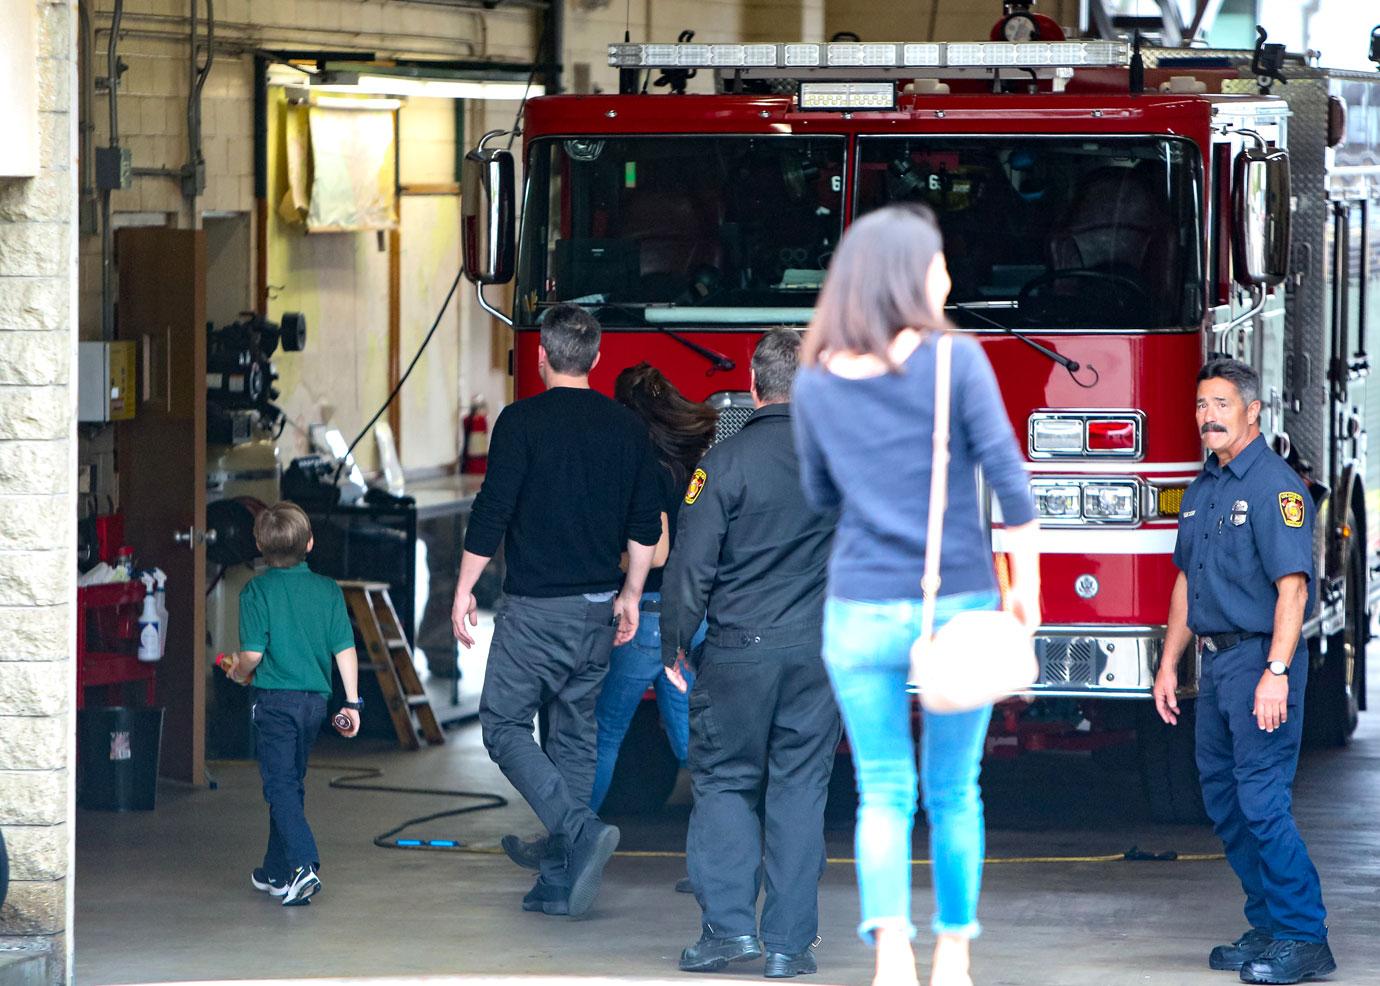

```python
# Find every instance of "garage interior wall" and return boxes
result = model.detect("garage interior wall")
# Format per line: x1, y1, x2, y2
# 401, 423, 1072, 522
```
75, 0, 841, 485
0, 0, 77, 980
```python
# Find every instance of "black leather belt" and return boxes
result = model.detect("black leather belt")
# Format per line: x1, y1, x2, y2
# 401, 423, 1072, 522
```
1200, 632, 1265, 652
639, 599, 661, 613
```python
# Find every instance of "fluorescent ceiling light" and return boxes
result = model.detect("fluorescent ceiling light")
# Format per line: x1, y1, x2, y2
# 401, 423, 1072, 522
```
319, 74, 543, 100
268, 63, 541, 101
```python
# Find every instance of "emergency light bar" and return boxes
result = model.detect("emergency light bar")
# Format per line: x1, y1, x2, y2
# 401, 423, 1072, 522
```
608, 40, 1127, 71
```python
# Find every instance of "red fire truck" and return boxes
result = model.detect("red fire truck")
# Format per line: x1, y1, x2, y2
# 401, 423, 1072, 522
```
461, 20, 1380, 821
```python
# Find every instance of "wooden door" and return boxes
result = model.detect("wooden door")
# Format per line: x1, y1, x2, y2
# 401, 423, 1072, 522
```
116, 228, 207, 785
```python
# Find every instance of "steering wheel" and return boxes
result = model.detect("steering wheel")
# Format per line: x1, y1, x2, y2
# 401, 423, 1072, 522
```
1017, 269, 1154, 324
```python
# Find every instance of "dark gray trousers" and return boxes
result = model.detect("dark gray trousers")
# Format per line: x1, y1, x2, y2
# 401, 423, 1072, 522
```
479, 593, 616, 887
687, 641, 841, 953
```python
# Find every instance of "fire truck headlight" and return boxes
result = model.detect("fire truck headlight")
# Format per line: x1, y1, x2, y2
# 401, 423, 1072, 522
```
1032, 483, 1082, 520
1082, 482, 1138, 522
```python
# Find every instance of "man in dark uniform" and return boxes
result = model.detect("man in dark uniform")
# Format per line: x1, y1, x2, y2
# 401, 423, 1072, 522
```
661, 329, 840, 979
1153, 358, 1335, 984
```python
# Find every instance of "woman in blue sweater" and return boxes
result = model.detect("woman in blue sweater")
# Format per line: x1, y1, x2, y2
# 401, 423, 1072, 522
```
792, 203, 1040, 986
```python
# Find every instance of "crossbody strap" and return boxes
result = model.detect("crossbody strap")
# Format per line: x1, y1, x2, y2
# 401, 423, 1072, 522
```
918, 332, 954, 645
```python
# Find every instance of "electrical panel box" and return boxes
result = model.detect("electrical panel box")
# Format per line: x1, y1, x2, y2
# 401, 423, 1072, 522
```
95, 146, 132, 190
78, 341, 137, 422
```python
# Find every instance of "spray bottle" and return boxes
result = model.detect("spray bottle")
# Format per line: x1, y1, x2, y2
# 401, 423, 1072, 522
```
136, 573, 161, 662
152, 568, 169, 658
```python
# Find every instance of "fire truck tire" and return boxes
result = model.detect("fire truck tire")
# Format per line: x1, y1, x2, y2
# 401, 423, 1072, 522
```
599, 701, 679, 815
1304, 526, 1363, 748
1135, 700, 1207, 824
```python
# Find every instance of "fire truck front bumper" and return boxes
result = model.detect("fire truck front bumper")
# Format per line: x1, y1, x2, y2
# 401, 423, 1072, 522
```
1030, 625, 1198, 699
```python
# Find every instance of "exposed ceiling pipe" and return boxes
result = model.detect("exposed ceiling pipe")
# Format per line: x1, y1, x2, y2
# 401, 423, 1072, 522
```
100, 0, 124, 342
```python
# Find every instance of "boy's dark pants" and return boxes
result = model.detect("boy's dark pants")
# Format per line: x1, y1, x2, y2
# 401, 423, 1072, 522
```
254, 688, 328, 879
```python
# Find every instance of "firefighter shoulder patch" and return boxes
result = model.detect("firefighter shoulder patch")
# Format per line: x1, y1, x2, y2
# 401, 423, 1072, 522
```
684, 468, 707, 505
1279, 491, 1305, 529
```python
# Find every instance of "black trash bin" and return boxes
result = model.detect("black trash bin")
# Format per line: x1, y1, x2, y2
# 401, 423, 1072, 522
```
77, 706, 164, 811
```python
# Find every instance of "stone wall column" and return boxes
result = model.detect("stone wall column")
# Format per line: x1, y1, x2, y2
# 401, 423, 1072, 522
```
0, 0, 78, 982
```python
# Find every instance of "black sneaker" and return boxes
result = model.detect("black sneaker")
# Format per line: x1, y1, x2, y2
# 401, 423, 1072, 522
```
566, 821, 620, 918
1239, 939, 1336, 984
250, 868, 287, 898
501, 833, 547, 871
282, 865, 321, 907
1211, 929, 1274, 971
521, 877, 570, 916
675, 876, 694, 894
679, 931, 764, 972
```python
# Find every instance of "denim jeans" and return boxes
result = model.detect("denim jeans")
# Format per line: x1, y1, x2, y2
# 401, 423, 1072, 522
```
252, 688, 328, 878
822, 591, 1000, 943
589, 592, 703, 812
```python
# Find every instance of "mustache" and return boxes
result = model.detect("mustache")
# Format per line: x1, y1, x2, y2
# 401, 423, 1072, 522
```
1201, 423, 1229, 435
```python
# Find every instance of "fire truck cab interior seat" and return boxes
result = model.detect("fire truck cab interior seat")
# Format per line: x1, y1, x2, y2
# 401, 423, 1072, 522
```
1033, 166, 1179, 326
615, 186, 724, 302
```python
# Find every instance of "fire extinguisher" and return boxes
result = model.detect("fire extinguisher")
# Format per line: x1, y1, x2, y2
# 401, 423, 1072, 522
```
461, 396, 489, 474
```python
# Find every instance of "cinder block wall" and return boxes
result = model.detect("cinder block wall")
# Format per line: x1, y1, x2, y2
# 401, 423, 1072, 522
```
0, 0, 78, 981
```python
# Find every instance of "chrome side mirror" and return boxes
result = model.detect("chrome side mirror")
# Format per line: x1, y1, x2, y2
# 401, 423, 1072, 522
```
1231, 146, 1291, 287
461, 138, 515, 286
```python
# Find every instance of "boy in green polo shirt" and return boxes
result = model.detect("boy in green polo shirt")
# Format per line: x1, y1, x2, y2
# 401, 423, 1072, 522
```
219, 501, 361, 906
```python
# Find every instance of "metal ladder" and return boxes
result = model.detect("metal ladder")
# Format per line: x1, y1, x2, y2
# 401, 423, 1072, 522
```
339, 580, 445, 750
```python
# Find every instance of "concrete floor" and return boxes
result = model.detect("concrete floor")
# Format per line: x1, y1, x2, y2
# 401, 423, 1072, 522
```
75, 649, 1380, 986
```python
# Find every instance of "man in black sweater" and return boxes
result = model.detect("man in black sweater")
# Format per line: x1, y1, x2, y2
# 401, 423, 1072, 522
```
453, 304, 662, 918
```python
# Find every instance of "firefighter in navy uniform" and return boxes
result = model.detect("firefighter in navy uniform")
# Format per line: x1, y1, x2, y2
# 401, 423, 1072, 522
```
661, 330, 840, 979
1154, 359, 1336, 985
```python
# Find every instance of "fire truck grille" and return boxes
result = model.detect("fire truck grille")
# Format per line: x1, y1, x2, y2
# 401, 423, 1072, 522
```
1037, 637, 1098, 687
712, 403, 755, 445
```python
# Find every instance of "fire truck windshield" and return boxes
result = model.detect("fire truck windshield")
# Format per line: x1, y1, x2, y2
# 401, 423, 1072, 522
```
855, 136, 1204, 331
515, 136, 846, 326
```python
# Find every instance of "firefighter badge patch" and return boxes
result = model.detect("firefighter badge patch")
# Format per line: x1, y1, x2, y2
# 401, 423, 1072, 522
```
685, 468, 707, 505
1279, 491, 1305, 529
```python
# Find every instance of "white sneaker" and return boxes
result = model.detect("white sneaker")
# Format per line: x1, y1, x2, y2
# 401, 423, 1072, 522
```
281, 865, 321, 906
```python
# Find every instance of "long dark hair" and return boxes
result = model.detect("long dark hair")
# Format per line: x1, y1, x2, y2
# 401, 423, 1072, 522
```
614, 363, 718, 488
803, 202, 949, 367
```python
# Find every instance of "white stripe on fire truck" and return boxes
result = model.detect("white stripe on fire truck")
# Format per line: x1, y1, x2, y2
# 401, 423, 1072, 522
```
1025, 461, 1203, 475
990, 528, 1180, 555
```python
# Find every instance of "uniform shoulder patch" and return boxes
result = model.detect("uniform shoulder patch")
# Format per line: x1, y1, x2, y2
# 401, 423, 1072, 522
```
684, 468, 707, 505
1279, 491, 1305, 528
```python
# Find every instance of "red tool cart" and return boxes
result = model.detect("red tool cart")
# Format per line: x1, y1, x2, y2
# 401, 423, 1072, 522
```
77, 582, 157, 710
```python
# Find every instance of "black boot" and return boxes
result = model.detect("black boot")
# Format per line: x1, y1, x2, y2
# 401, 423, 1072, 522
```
679, 931, 764, 972
1239, 940, 1336, 985
764, 948, 817, 978
500, 833, 547, 871
1210, 929, 1274, 971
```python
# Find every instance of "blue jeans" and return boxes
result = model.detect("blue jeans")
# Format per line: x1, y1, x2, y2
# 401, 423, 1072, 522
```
252, 688, 328, 878
589, 593, 703, 812
822, 591, 1000, 943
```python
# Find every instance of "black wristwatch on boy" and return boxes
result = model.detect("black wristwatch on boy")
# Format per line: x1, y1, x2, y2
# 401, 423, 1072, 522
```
341, 698, 365, 710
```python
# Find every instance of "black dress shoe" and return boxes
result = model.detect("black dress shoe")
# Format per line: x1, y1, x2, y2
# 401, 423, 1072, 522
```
501, 833, 547, 871
566, 821, 620, 918
1239, 939, 1336, 984
1210, 929, 1274, 971
675, 877, 694, 894
520, 878, 569, 916
679, 933, 764, 972
764, 949, 817, 978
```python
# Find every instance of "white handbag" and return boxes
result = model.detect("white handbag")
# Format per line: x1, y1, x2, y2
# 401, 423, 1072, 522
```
908, 333, 1038, 713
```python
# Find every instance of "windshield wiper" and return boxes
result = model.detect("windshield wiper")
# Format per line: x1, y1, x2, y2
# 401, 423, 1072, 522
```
535, 299, 736, 372
945, 301, 1093, 386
